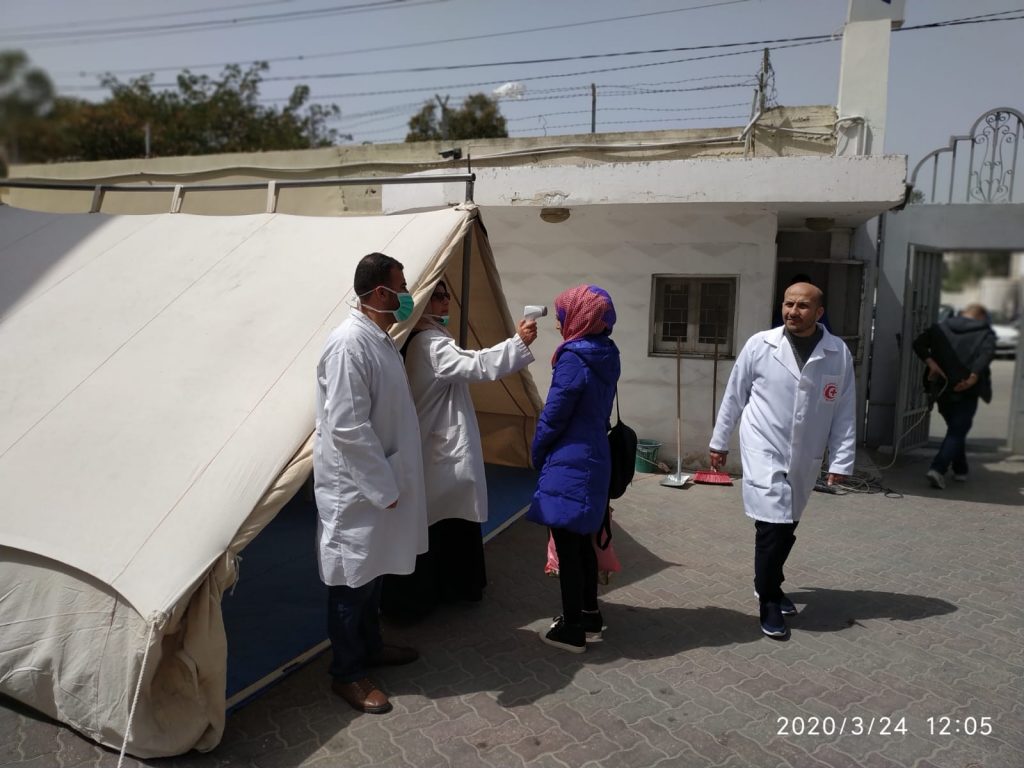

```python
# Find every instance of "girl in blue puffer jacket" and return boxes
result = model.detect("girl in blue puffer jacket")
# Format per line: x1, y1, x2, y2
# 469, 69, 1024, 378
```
527, 284, 620, 653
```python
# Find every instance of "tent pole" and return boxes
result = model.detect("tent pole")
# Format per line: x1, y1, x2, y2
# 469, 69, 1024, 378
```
459, 223, 473, 347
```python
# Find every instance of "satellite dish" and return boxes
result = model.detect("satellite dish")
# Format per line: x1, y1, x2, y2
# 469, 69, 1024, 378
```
492, 82, 525, 100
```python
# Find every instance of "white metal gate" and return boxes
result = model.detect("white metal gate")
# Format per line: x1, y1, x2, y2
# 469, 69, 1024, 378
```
893, 246, 944, 452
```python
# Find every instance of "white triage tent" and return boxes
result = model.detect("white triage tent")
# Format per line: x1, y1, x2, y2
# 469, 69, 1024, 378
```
0, 204, 542, 757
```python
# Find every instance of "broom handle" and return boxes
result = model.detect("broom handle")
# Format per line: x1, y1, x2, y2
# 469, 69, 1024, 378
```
676, 338, 682, 461
712, 338, 719, 429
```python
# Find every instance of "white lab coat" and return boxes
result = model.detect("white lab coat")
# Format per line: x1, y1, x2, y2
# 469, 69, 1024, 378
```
404, 323, 534, 526
313, 309, 427, 588
710, 325, 857, 523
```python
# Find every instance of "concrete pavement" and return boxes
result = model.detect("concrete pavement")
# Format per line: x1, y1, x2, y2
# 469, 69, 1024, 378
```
2, 435, 1022, 767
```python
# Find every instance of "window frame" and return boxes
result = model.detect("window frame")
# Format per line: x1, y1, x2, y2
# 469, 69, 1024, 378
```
649, 274, 739, 358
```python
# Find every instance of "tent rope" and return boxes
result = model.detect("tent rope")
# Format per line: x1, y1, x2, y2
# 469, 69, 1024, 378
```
116, 618, 158, 768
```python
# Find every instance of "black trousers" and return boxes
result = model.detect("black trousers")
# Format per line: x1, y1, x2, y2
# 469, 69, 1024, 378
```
381, 518, 487, 623
754, 520, 799, 603
550, 526, 599, 625
327, 577, 383, 683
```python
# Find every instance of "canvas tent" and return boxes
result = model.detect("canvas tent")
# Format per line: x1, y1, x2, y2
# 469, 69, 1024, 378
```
0, 204, 542, 757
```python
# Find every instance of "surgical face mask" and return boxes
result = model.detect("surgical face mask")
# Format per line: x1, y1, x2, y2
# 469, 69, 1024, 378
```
429, 314, 450, 326
362, 285, 414, 322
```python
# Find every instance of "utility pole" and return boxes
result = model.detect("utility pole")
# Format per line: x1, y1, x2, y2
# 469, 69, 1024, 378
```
590, 83, 597, 134
758, 49, 770, 115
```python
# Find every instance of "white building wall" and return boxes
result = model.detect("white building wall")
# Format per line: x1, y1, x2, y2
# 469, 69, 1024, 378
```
480, 204, 776, 468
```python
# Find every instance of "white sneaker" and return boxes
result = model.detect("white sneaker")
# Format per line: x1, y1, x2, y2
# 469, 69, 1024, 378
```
926, 469, 946, 490
952, 474, 967, 482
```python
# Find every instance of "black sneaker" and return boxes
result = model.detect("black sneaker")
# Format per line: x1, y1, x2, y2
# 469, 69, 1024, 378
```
760, 601, 788, 639
778, 594, 798, 616
754, 588, 798, 616
541, 616, 586, 653
581, 609, 605, 640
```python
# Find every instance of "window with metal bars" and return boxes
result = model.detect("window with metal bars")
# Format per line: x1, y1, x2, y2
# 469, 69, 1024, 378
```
651, 276, 737, 356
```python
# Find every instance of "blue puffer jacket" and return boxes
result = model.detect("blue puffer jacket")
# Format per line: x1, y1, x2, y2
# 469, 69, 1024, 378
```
527, 335, 621, 534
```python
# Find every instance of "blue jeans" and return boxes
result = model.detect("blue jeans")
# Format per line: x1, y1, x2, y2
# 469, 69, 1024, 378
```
931, 396, 979, 476
327, 578, 383, 683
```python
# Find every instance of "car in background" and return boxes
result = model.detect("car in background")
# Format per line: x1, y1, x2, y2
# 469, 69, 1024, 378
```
938, 305, 1017, 358
991, 318, 1018, 359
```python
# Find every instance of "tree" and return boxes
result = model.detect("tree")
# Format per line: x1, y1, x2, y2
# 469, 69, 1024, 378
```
0, 50, 56, 172
6, 57, 347, 164
405, 93, 507, 142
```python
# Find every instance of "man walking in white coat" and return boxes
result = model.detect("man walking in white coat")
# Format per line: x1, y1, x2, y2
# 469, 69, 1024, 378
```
314, 252, 427, 714
709, 282, 856, 639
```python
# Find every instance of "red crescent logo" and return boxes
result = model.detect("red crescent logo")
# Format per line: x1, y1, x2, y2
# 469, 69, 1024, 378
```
824, 383, 838, 401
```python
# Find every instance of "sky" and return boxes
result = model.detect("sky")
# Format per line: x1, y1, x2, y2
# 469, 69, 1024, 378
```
2, 0, 1022, 165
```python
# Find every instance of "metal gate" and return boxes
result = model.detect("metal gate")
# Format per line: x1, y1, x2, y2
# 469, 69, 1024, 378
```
893, 246, 944, 452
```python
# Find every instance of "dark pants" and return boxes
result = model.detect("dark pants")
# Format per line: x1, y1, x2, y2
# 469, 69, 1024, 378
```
754, 520, 799, 603
550, 527, 599, 625
327, 577, 383, 683
381, 518, 487, 623
932, 396, 979, 476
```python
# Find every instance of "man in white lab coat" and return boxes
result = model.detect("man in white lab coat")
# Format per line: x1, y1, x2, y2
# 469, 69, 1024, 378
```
313, 252, 427, 714
709, 282, 856, 639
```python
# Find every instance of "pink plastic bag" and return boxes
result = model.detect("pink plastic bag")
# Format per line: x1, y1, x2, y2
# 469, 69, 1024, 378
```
545, 508, 621, 578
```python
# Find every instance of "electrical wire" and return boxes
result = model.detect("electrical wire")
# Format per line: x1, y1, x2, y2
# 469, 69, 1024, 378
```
51, 1, 757, 77
3, 0, 300, 35
353, 110, 752, 141
502, 103, 750, 123
875, 376, 949, 472
48, 9, 1024, 92
1, 0, 451, 46
517, 115, 748, 132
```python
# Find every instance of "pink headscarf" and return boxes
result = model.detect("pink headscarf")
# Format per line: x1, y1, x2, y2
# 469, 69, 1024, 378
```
552, 284, 616, 363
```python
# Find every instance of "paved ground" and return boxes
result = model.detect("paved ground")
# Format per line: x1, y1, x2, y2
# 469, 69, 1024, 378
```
2, 375, 1022, 766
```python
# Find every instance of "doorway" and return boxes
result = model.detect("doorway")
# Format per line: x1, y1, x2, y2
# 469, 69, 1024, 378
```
929, 249, 1021, 448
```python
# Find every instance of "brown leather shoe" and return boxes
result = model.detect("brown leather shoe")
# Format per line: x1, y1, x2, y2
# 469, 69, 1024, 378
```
331, 677, 392, 714
366, 644, 419, 667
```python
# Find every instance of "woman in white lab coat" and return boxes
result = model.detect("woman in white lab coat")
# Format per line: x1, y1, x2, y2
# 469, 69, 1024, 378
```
381, 281, 537, 621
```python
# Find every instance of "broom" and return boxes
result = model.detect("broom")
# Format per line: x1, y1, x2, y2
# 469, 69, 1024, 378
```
694, 337, 734, 486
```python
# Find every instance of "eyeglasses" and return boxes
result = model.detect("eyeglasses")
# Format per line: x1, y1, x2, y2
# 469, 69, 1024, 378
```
431, 291, 451, 301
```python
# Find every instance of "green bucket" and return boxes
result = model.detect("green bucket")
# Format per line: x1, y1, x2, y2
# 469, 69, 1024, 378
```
635, 439, 662, 473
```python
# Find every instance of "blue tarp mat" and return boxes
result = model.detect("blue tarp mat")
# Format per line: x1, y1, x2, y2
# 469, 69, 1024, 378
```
222, 463, 537, 700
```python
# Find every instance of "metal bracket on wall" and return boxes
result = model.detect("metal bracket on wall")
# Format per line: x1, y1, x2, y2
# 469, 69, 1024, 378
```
170, 185, 184, 214
265, 181, 278, 214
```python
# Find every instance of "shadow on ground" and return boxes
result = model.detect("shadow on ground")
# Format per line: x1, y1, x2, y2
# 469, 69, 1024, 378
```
868, 444, 1024, 507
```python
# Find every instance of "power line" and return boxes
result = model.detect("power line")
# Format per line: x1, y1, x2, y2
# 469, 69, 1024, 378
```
51, 8, 1024, 89
335, 100, 751, 129
253, 12, 1024, 82
518, 116, 749, 131
214, 34, 837, 83
0, 0, 450, 46
261, 73, 754, 104
47, 10, 1024, 110
504, 103, 750, 123
356, 111, 755, 144
53, 0, 756, 78
2, 0, 300, 34
55, 41, 810, 99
